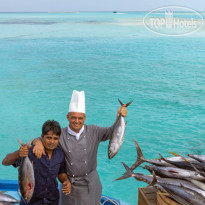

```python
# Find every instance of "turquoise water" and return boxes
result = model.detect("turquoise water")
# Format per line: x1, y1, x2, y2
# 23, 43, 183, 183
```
0, 12, 205, 204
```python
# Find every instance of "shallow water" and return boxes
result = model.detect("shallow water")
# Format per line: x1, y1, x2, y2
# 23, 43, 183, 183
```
0, 12, 205, 204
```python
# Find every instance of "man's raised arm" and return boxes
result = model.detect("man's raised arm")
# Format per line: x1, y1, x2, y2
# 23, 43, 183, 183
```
2, 145, 30, 166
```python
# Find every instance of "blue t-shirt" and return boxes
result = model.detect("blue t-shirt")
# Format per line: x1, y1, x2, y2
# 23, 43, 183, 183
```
13, 145, 66, 205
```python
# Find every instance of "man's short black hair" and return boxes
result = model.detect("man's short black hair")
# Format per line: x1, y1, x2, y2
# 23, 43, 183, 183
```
42, 120, 61, 136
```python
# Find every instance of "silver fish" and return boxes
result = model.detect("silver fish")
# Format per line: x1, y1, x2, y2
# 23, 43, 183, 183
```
108, 99, 132, 159
115, 162, 165, 192
144, 165, 205, 182
115, 162, 205, 197
131, 140, 200, 170
150, 171, 205, 204
17, 138, 35, 203
187, 154, 205, 163
116, 163, 205, 204
161, 184, 205, 205
0, 192, 19, 203
158, 153, 205, 172
188, 179, 205, 191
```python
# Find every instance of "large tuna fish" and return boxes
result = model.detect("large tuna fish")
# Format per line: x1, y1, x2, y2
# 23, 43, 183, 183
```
17, 138, 35, 203
131, 140, 203, 170
144, 165, 205, 182
115, 163, 205, 197
108, 99, 132, 159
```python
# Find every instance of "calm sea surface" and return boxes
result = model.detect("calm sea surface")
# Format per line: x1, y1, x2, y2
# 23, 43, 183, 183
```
0, 12, 205, 205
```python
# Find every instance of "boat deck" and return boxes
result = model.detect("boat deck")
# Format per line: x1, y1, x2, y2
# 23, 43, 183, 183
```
0, 179, 121, 205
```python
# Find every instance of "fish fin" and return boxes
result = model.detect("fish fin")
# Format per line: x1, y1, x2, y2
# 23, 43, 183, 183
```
158, 153, 166, 161
176, 152, 189, 163
0, 191, 6, 193
171, 152, 191, 164
130, 140, 145, 170
17, 138, 24, 146
143, 165, 154, 174
180, 183, 185, 188
148, 171, 157, 187
125, 121, 128, 125
26, 138, 33, 146
192, 165, 205, 177
114, 162, 134, 181
118, 98, 124, 106
168, 151, 180, 157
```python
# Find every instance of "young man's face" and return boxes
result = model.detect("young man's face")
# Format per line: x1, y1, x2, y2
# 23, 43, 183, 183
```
41, 131, 60, 151
67, 112, 86, 133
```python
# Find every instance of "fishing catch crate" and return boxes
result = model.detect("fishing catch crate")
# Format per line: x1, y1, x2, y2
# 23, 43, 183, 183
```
157, 192, 180, 205
138, 187, 157, 205
138, 187, 181, 205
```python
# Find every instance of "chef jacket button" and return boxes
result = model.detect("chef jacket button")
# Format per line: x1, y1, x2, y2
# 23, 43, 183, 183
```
71, 162, 73, 165
84, 148, 86, 151
69, 150, 71, 152
84, 161, 87, 164
73, 174, 75, 177
85, 173, 88, 176
68, 138, 69, 140
84, 136, 86, 138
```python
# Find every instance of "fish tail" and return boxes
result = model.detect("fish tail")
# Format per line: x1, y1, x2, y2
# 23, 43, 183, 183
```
17, 138, 24, 146
17, 138, 33, 146
114, 162, 134, 181
118, 99, 133, 107
125, 100, 133, 107
130, 140, 145, 170
118, 98, 124, 106
26, 138, 33, 146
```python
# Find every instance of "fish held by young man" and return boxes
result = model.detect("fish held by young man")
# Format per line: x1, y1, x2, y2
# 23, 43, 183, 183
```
17, 138, 35, 204
108, 99, 132, 159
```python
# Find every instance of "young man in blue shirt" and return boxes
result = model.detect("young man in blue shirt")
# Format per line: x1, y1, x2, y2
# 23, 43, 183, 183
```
2, 120, 71, 205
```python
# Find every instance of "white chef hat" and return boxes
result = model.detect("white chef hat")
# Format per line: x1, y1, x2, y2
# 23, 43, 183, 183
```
69, 90, 85, 113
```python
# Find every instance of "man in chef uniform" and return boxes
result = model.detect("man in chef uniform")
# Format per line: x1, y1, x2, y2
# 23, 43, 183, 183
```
33, 90, 127, 205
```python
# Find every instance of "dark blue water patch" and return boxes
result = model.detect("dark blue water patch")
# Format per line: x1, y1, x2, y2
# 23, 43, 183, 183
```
0, 20, 60, 25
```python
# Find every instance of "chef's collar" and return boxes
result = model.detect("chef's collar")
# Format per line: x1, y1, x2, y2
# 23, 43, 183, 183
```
67, 125, 84, 140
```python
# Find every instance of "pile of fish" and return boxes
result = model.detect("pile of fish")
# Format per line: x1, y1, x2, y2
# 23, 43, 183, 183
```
115, 140, 205, 205
0, 191, 19, 205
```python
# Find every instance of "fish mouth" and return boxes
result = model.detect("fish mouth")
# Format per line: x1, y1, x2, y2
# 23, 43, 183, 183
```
108, 151, 117, 159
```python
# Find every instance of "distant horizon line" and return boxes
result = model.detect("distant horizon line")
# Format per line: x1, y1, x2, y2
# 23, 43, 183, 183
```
0, 10, 205, 13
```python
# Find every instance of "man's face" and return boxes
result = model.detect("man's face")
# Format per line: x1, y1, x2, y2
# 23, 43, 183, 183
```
41, 131, 60, 151
67, 112, 86, 133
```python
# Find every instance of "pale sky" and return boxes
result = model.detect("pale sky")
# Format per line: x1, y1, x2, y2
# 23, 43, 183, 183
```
0, 0, 204, 12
